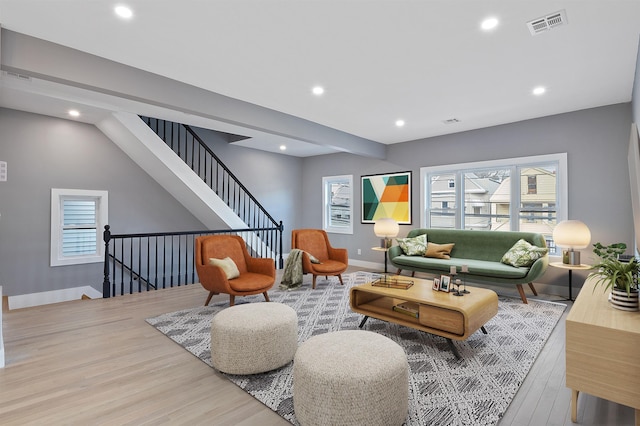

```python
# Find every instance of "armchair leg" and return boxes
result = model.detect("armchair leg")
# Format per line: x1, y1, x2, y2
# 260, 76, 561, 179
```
205, 291, 216, 306
263, 292, 270, 302
229, 295, 235, 306
312, 275, 317, 290
528, 282, 538, 296
337, 274, 344, 286
516, 284, 529, 304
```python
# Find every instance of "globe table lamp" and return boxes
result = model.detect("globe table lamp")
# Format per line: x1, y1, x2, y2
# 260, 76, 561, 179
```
374, 218, 399, 249
553, 220, 591, 265
374, 218, 399, 275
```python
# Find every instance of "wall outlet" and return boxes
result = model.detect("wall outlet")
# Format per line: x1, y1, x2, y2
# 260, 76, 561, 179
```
357, 249, 361, 255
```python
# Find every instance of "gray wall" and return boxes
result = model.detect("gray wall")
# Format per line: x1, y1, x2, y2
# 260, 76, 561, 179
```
0, 108, 208, 296
300, 103, 634, 288
633, 34, 640, 125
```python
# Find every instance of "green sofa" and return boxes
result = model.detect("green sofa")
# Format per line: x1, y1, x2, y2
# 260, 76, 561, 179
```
388, 228, 549, 303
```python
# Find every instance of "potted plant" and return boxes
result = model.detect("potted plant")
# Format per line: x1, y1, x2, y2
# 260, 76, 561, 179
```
588, 242, 639, 311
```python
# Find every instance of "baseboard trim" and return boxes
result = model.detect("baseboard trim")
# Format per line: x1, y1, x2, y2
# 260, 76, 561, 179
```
8, 286, 103, 310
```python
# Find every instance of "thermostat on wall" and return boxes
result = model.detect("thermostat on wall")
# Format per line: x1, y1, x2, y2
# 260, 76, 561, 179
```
0, 161, 6, 182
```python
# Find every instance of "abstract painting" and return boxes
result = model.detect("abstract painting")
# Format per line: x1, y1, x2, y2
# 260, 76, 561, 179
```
361, 171, 411, 224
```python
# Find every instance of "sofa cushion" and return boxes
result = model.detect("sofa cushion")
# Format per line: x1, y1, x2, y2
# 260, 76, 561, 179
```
392, 256, 530, 279
424, 242, 455, 259
501, 239, 548, 268
396, 234, 427, 256
209, 257, 241, 279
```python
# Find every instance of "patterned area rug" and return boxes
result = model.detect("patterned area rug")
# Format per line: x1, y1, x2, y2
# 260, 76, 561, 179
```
146, 272, 565, 426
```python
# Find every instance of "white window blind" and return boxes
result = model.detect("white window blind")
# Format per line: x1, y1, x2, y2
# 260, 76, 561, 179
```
62, 199, 98, 256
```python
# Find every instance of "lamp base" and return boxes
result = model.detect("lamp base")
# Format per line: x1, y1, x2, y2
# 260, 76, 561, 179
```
562, 249, 581, 265
380, 238, 392, 249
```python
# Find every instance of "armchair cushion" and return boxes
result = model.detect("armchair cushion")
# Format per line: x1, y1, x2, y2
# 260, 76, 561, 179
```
209, 257, 240, 279
228, 272, 276, 292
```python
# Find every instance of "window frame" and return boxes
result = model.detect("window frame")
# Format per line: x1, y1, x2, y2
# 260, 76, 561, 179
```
420, 153, 567, 255
322, 175, 353, 235
50, 188, 108, 267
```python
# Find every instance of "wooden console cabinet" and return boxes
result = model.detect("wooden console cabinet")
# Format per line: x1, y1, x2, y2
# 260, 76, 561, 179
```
566, 277, 640, 425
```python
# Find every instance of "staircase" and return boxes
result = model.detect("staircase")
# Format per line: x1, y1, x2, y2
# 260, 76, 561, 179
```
96, 112, 282, 264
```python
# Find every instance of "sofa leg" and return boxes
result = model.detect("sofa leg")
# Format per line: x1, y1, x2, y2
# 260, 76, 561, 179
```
528, 282, 538, 296
516, 284, 529, 304
337, 274, 344, 285
229, 295, 235, 306
263, 292, 270, 302
312, 275, 317, 289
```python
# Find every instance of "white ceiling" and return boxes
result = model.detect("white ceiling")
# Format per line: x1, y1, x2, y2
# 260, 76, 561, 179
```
1, 1, 640, 157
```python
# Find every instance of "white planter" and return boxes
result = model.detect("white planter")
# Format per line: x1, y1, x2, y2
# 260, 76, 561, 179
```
610, 287, 639, 311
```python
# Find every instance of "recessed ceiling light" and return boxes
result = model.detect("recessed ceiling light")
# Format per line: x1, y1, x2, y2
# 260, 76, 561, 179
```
115, 5, 133, 19
312, 86, 325, 96
68, 109, 80, 117
481, 17, 499, 31
395, 119, 405, 127
279, 145, 287, 151
532, 86, 546, 95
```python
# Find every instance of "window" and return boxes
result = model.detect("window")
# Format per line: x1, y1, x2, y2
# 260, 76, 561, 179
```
51, 189, 108, 266
322, 175, 353, 234
420, 154, 567, 254
528, 175, 537, 194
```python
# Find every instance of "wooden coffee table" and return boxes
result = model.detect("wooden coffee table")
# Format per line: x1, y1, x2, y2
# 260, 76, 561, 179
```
350, 276, 498, 358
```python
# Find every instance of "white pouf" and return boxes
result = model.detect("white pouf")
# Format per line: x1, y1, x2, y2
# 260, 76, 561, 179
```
210, 302, 298, 375
293, 330, 409, 426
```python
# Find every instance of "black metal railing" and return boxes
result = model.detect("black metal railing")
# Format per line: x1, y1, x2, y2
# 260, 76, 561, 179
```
102, 223, 283, 298
140, 116, 280, 246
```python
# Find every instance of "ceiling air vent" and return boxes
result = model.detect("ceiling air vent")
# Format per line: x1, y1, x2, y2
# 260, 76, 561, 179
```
527, 9, 567, 36
442, 118, 460, 124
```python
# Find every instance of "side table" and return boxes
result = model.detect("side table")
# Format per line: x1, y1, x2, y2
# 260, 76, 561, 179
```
549, 262, 591, 301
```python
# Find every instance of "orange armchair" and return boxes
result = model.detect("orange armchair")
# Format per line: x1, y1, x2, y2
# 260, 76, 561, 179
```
195, 235, 275, 306
291, 229, 348, 289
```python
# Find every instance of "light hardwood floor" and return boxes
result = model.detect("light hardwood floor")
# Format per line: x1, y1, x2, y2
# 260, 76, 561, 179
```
0, 268, 635, 425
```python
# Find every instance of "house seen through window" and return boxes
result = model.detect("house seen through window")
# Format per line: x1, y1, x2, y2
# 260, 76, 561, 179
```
421, 154, 567, 255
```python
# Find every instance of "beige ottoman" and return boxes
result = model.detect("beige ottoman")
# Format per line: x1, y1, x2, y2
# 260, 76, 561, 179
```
210, 302, 298, 375
293, 330, 409, 426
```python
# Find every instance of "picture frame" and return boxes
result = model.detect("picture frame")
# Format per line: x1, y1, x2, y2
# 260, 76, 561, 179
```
361, 171, 411, 224
432, 278, 440, 291
439, 275, 451, 292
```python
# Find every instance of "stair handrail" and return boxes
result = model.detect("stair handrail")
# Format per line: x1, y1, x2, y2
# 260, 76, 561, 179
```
102, 223, 284, 298
141, 116, 279, 228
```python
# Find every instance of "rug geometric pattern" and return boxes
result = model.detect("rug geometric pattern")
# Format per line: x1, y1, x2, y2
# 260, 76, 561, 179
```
146, 272, 566, 426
